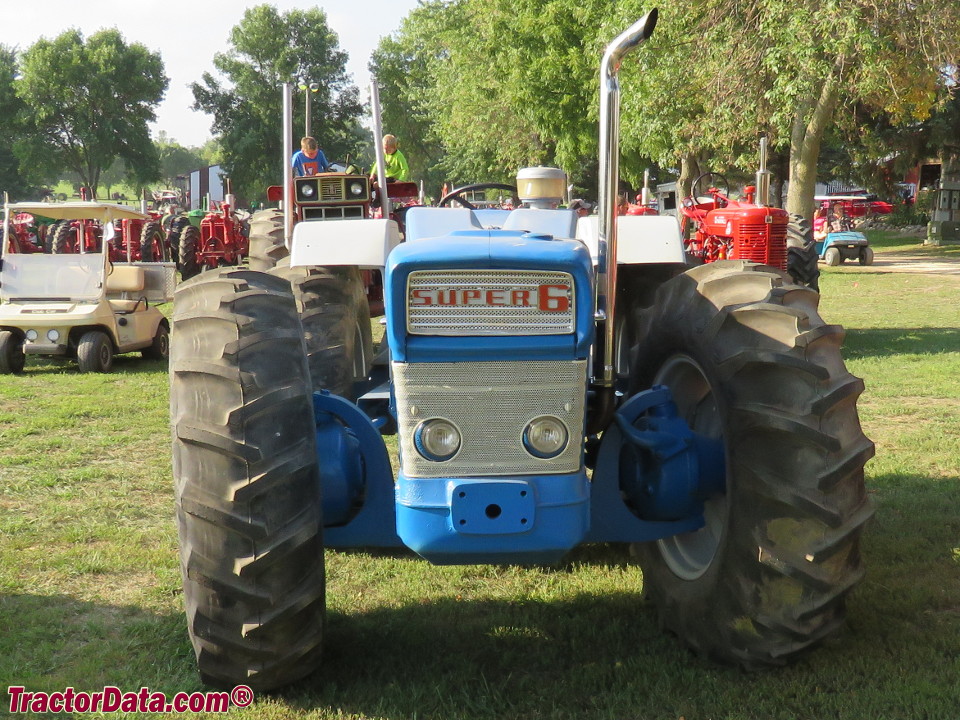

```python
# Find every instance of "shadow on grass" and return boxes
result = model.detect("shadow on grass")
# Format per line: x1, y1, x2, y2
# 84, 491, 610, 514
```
4, 472, 958, 719
842, 327, 960, 359
0, 593, 198, 694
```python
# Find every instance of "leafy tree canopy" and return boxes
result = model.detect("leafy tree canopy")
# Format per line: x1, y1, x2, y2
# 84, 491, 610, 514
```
192, 4, 366, 202
375, 0, 960, 213
15, 28, 167, 199
0, 45, 36, 198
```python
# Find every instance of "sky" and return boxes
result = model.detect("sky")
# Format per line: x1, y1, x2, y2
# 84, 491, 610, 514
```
0, 0, 422, 148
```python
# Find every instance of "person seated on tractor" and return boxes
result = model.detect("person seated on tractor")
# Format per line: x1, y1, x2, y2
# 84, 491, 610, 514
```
369, 134, 409, 183
292, 136, 329, 177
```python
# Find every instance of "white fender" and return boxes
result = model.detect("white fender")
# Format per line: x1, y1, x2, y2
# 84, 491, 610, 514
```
576, 215, 685, 265
289, 218, 401, 268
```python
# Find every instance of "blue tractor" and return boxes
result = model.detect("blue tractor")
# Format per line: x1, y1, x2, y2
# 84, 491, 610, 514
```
169, 11, 874, 691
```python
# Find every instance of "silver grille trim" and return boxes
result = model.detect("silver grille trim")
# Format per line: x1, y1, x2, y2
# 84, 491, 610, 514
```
395, 360, 587, 478
407, 270, 575, 335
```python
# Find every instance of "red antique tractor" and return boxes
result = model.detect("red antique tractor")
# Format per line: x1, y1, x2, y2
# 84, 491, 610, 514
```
679, 173, 788, 269
48, 213, 169, 262
174, 202, 249, 280
678, 139, 820, 291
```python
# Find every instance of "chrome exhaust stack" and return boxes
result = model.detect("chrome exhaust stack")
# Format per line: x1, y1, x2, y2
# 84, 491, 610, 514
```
282, 82, 294, 249
755, 135, 771, 208
597, 9, 658, 387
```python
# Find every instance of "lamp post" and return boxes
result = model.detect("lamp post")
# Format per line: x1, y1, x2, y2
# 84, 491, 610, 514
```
298, 81, 320, 137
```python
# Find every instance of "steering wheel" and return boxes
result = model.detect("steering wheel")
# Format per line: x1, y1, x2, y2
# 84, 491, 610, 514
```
438, 182, 519, 210
690, 172, 730, 204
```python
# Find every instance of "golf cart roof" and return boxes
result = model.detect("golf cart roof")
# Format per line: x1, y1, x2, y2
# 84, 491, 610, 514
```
4, 201, 147, 222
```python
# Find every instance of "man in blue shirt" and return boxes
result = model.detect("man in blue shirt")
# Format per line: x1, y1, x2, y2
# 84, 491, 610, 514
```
292, 136, 328, 176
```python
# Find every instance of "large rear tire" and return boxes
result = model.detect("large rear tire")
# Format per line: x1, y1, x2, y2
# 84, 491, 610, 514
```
170, 268, 325, 691
786, 213, 820, 292
140, 220, 169, 262
178, 225, 201, 280
49, 220, 81, 254
247, 208, 288, 271
629, 261, 874, 668
166, 216, 192, 265
269, 265, 373, 399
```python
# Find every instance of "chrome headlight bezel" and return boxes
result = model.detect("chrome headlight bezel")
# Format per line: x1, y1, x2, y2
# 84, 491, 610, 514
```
522, 416, 569, 459
414, 418, 462, 462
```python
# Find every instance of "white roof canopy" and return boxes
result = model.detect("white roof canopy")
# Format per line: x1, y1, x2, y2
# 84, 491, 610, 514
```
4, 201, 147, 222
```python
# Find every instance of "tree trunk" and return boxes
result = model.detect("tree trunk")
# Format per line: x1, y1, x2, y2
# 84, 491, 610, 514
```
786, 67, 843, 219
940, 149, 960, 183
677, 152, 704, 200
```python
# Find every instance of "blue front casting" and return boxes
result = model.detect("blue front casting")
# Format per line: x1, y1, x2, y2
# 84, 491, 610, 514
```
385, 225, 595, 563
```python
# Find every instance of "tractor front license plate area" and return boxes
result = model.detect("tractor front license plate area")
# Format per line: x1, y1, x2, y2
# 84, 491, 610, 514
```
450, 480, 536, 535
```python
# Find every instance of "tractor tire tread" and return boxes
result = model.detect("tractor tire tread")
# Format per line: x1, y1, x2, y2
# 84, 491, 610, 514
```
629, 260, 872, 669
170, 268, 325, 691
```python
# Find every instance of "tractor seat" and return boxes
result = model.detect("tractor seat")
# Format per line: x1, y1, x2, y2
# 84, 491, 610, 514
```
106, 265, 147, 314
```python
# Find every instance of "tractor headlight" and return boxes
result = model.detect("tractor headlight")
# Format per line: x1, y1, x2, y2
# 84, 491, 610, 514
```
523, 416, 568, 459
414, 419, 461, 462
348, 181, 365, 197
47, 329, 60, 342
25, 329, 38, 341
296, 179, 318, 202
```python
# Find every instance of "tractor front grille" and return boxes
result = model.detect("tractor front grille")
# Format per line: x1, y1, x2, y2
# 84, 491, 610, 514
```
394, 359, 587, 478
302, 206, 365, 221
734, 222, 788, 269
319, 178, 345, 201
406, 270, 575, 336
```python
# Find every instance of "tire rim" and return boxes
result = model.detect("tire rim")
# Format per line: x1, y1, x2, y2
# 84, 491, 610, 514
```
352, 321, 367, 380
99, 343, 111, 370
653, 354, 728, 581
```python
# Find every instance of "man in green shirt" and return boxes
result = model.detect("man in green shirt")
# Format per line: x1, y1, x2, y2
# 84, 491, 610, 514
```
369, 134, 409, 182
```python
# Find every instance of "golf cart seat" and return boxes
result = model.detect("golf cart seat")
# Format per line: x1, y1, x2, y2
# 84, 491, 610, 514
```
106, 265, 146, 313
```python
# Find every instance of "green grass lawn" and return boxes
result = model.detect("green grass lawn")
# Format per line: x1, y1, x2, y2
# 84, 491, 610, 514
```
1, 240, 958, 719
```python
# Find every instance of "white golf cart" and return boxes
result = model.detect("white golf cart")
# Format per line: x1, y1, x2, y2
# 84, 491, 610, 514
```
0, 201, 175, 373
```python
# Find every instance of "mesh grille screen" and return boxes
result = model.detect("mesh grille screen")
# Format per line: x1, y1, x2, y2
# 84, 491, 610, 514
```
394, 360, 586, 477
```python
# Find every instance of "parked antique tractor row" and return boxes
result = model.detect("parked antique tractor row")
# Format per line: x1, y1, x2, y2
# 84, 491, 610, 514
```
169, 10, 873, 692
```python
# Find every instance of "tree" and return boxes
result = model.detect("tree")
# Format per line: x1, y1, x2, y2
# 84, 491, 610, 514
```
155, 134, 205, 187
15, 29, 167, 199
370, 2, 452, 196
0, 45, 38, 199
376, 0, 960, 213
191, 4, 366, 203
